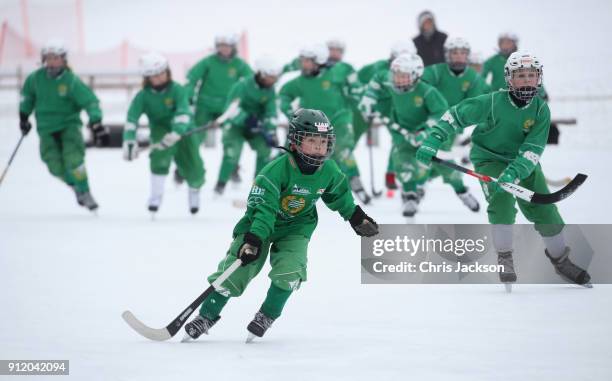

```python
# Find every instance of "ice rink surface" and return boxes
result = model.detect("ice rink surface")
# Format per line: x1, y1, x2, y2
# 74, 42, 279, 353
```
1, 0, 612, 379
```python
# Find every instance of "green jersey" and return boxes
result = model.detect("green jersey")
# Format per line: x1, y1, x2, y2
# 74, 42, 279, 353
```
358, 60, 393, 118
233, 153, 356, 241
185, 54, 252, 113
19, 68, 102, 133
421, 63, 488, 107
124, 81, 193, 142
364, 72, 448, 133
282, 57, 301, 74
279, 65, 362, 122
224, 76, 277, 130
430, 90, 551, 177
481, 53, 508, 92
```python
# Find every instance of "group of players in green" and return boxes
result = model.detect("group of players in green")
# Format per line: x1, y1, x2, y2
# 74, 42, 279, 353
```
18, 31, 591, 342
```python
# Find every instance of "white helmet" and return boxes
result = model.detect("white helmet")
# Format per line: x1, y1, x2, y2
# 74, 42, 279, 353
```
139, 52, 169, 77
390, 53, 424, 92
215, 32, 239, 46
299, 44, 329, 66
326, 38, 346, 50
504, 51, 543, 101
498, 32, 519, 44
254, 56, 282, 77
444, 37, 471, 70
390, 41, 416, 59
41, 39, 68, 58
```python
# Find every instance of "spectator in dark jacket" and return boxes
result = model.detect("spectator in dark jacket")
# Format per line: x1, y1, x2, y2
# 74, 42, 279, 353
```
413, 10, 447, 66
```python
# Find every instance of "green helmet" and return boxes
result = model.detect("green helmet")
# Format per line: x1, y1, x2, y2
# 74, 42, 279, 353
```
288, 108, 336, 167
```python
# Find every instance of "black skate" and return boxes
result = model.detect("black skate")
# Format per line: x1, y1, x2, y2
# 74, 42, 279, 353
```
401, 191, 419, 217
246, 310, 275, 343
350, 177, 371, 205
182, 315, 220, 342
214, 181, 226, 196
230, 166, 242, 184
545, 248, 592, 287
75, 190, 99, 211
457, 189, 480, 212
173, 168, 185, 186
498, 251, 517, 292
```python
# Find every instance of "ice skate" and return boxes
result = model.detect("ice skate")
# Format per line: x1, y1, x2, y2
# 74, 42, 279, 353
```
457, 189, 480, 212
545, 248, 592, 287
401, 191, 419, 217
350, 176, 372, 205
182, 315, 220, 342
246, 310, 275, 343
188, 187, 200, 214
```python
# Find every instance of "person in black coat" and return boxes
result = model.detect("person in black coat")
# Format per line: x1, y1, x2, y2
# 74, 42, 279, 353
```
413, 10, 447, 66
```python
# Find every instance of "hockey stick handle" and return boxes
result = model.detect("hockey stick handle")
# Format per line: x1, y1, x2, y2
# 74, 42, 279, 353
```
144, 122, 214, 153
0, 135, 26, 186
431, 156, 494, 183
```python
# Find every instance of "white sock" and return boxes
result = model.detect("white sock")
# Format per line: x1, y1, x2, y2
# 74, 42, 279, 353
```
542, 231, 566, 258
149, 174, 166, 205
492, 224, 513, 253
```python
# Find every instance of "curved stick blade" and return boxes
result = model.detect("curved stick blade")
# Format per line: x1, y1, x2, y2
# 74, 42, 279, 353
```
122, 310, 172, 341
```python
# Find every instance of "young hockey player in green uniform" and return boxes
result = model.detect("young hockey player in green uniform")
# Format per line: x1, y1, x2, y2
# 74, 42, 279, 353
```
420, 37, 487, 212
360, 53, 449, 217
416, 52, 591, 287
122, 53, 205, 215
213, 57, 282, 195
185, 33, 252, 137
182, 108, 379, 342
19, 39, 107, 211
279, 45, 370, 203
358, 41, 416, 192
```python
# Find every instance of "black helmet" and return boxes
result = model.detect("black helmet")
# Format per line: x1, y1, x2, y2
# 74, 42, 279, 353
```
288, 108, 335, 167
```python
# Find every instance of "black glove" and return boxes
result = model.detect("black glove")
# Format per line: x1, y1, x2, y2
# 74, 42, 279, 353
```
89, 121, 109, 146
237, 232, 263, 266
349, 205, 379, 237
19, 113, 32, 135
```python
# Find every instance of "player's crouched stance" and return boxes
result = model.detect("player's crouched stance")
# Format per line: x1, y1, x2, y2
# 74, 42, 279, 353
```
416, 52, 591, 288
183, 109, 379, 342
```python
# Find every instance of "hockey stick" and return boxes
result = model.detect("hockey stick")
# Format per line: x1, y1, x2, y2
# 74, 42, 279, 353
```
366, 128, 383, 198
122, 259, 242, 341
0, 135, 26, 188
546, 177, 572, 187
431, 157, 587, 204
138, 122, 214, 154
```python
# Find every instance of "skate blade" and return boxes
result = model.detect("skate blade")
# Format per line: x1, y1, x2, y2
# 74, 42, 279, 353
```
181, 333, 193, 343
581, 283, 593, 289
245, 333, 257, 344
150, 213, 156, 221
504, 283, 513, 293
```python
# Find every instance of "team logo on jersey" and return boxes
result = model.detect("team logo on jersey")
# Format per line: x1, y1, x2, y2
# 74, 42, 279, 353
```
164, 97, 174, 107
57, 84, 68, 97
321, 80, 331, 90
523, 119, 535, 132
317, 188, 325, 194
462, 81, 471, 92
228, 67, 237, 77
281, 195, 306, 214
413, 96, 424, 107
292, 184, 311, 195
260, 96, 268, 103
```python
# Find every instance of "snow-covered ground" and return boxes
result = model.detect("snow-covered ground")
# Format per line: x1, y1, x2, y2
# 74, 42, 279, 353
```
1, 98, 611, 380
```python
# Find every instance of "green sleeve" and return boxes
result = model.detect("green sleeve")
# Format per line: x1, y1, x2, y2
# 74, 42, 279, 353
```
239, 60, 253, 78
19, 73, 36, 116
185, 58, 209, 102
71, 76, 102, 123
124, 91, 145, 141
224, 81, 245, 110
170, 86, 192, 134
344, 70, 364, 103
421, 66, 437, 86
263, 92, 278, 131
359, 73, 387, 117
430, 94, 490, 142
508, 102, 550, 179
467, 74, 489, 98
279, 78, 300, 119
282, 57, 301, 74
481, 58, 493, 87
357, 62, 378, 84
246, 169, 284, 241
321, 161, 357, 220
417, 86, 448, 130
